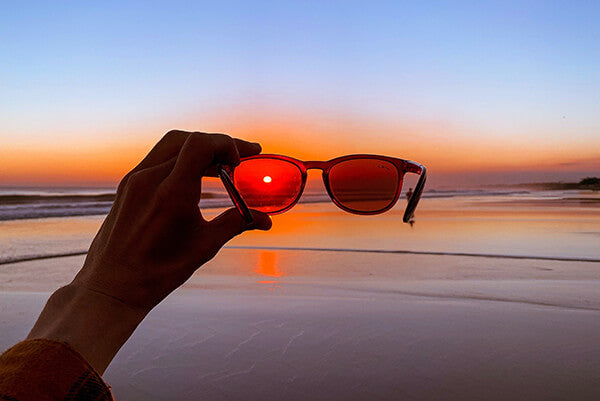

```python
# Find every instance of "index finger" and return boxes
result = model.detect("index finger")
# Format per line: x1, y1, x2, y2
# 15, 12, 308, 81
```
131, 130, 261, 174
165, 132, 261, 202
203, 138, 262, 177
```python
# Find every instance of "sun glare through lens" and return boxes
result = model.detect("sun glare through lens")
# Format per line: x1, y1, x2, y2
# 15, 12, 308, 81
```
233, 158, 303, 213
328, 158, 400, 213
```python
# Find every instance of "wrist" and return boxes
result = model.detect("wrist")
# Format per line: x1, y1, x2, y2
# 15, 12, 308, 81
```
27, 283, 148, 374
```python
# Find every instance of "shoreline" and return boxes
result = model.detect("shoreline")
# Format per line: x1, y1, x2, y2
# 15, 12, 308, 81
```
2, 249, 600, 309
2, 245, 600, 266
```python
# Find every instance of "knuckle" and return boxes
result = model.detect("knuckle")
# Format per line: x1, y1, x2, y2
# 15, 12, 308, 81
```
198, 134, 216, 159
185, 132, 212, 157
210, 133, 234, 149
124, 170, 150, 192
117, 171, 134, 193
211, 134, 239, 165
152, 184, 175, 213
155, 177, 193, 211
154, 178, 181, 206
154, 181, 175, 205
189, 131, 209, 145
163, 129, 185, 141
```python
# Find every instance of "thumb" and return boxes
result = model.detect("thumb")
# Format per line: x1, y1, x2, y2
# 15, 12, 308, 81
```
207, 208, 272, 249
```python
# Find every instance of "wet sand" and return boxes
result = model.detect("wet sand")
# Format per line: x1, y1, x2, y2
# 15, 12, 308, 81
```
1, 195, 599, 399
1, 250, 599, 400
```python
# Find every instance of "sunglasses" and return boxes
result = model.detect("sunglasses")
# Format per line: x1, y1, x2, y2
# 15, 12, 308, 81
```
221, 154, 426, 224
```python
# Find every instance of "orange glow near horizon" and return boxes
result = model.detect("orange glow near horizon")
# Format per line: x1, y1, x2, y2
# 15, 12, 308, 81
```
1, 108, 598, 186
0, 142, 151, 186
202, 106, 600, 175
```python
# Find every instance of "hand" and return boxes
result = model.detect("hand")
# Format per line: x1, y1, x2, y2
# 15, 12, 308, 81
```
73, 130, 272, 310
27, 131, 271, 373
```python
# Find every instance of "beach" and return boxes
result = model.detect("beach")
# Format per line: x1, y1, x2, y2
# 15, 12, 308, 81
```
1, 190, 599, 400
5, 2, 600, 399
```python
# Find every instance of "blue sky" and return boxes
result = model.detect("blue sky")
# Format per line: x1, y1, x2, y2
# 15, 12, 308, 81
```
1, 1, 599, 185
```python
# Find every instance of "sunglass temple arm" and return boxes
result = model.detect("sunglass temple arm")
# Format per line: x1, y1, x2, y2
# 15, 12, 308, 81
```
403, 162, 427, 223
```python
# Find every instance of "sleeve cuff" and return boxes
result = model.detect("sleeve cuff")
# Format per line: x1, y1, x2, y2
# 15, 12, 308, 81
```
0, 338, 113, 401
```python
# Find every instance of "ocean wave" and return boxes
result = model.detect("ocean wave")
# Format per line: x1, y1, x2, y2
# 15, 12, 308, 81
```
0, 187, 572, 222
0, 193, 116, 205
425, 189, 532, 198
0, 189, 337, 221
0, 191, 232, 221
0, 205, 114, 221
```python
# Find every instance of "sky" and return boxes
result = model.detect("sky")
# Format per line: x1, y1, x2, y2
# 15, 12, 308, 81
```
1, 1, 599, 188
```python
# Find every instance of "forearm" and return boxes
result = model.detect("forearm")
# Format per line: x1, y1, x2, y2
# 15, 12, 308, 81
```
27, 283, 148, 374
22, 131, 270, 378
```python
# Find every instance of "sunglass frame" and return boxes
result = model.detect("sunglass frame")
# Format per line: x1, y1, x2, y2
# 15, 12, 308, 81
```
231, 154, 426, 223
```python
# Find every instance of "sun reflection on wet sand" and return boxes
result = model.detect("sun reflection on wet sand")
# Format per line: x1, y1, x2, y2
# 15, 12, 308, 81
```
255, 251, 284, 283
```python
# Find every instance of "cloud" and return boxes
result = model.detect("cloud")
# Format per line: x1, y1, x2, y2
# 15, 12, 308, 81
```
555, 156, 600, 170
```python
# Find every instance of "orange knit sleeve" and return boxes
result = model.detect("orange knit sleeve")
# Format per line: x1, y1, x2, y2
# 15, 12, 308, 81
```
0, 339, 113, 401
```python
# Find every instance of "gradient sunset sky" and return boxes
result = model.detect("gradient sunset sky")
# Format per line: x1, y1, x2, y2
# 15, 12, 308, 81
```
1, 1, 599, 188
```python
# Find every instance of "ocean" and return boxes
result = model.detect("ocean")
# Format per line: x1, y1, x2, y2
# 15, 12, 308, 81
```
0, 181, 547, 222
1, 185, 599, 266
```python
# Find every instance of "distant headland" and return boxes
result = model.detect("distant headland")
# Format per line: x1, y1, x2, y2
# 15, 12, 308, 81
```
515, 177, 600, 191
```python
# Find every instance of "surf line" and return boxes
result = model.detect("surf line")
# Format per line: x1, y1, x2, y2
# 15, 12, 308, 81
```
3, 247, 599, 266
0, 251, 88, 265
225, 245, 600, 264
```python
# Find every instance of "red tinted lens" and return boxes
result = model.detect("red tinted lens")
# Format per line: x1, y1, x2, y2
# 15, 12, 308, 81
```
328, 158, 400, 213
233, 158, 303, 213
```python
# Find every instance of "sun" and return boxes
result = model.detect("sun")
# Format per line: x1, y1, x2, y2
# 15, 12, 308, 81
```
263, 175, 272, 183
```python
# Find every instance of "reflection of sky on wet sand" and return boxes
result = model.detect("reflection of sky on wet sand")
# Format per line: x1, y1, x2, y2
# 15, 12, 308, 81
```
221, 195, 600, 260
0, 217, 101, 262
